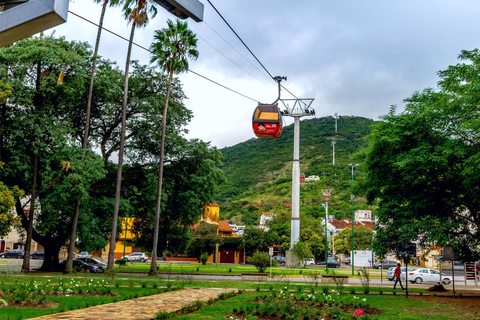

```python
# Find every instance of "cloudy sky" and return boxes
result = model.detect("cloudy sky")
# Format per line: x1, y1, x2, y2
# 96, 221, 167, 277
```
50, 0, 480, 148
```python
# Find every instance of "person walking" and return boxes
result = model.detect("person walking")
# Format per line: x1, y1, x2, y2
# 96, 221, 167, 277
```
393, 263, 405, 290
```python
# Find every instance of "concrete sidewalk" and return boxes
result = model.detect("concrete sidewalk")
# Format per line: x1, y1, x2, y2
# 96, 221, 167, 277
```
27, 288, 234, 320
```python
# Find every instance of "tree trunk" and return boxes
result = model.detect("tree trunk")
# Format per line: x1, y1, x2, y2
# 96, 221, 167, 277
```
21, 57, 42, 273
16, 199, 64, 271
65, 0, 108, 274
149, 71, 174, 276
107, 22, 136, 272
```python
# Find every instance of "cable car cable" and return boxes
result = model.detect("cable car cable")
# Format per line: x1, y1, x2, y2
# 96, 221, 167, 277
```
204, 21, 272, 83
206, 0, 275, 81
67, 10, 261, 103
196, 33, 270, 87
206, 1, 310, 108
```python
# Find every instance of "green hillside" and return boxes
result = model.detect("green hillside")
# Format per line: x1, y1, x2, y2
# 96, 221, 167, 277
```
214, 116, 377, 225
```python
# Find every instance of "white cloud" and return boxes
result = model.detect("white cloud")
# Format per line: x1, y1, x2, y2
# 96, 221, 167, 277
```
44, 0, 480, 148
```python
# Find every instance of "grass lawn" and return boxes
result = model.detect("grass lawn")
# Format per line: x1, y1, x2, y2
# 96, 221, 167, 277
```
116, 262, 387, 278
0, 266, 474, 320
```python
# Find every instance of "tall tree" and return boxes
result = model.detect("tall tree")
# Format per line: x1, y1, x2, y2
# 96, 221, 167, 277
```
366, 49, 480, 262
107, 0, 157, 272
333, 226, 373, 255
130, 140, 225, 256
66, 0, 124, 274
148, 19, 198, 275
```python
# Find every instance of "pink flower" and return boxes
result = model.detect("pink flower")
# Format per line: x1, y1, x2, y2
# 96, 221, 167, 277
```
354, 309, 363, 317
323, 313, 327, 318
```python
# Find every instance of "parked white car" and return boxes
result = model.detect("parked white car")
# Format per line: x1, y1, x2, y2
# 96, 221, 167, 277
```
123, 252, 148, 262
407, 268, 451, 285
303, 258, 315, 266
78, 251, 92, 259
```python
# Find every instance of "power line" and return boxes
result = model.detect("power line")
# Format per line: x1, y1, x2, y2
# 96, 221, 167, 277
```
67, 10, 261, 103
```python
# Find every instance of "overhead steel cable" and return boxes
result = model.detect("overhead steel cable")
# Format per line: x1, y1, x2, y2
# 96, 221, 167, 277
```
204, 20, 272, 83
206, 0, 275, 80
196, 33, 270, 87
206, 0, 307, 106
67, 10, 261, 103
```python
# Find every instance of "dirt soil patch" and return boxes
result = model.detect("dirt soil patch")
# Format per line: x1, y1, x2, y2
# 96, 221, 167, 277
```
3, 299, 59, 309
411, 293, 480, 319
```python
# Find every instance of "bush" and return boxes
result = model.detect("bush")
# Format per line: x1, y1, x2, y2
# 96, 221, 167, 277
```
200, 252, 209, 265
247, 251, 270, 273
114, 258, 128, 267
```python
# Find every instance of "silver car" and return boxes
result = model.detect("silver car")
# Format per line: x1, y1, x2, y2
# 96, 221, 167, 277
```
407, 268, 451, 285
123, 252, 148, 262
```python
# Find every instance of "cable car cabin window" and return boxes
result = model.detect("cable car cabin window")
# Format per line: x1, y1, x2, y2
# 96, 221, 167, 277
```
253, 106, 279, 121
252, 105, 283, 139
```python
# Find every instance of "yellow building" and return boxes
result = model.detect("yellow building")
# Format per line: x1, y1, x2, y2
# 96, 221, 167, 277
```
102, 217, 137, 259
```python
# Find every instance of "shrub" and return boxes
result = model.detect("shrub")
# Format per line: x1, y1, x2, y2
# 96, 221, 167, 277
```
200, 252, 209, 265
115, 258, 128, 267
247, 251, 270, 273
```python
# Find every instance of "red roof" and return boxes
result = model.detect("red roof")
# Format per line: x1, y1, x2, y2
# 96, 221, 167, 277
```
260, 212, 274, 216
218, 221, 233, 233
191, 220, 233, 234
329, 219, 375, 231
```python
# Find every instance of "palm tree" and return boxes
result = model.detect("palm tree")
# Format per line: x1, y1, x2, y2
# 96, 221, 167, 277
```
106, 0, 157, 272
65, 0, 123, 274
148, 19, 198, 275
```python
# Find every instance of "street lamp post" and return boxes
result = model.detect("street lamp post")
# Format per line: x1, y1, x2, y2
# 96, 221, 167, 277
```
349, 164, 358, 276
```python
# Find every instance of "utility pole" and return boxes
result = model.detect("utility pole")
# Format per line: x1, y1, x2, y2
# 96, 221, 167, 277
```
322, 189, 332, 271
334, 113, 338, 133
349, 163, 358, 275
331, 138, 336, 165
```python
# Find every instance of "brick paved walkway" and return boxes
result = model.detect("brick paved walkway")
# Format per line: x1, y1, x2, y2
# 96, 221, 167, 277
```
28, 288, 234, 320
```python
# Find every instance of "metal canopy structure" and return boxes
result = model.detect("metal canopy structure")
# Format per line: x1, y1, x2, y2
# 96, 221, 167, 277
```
0, 0, 69, 47
0, 0, 204, 48
153, 0, 204, 22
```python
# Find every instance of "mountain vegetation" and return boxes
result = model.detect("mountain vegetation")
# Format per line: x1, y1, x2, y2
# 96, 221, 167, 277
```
214, 115, 377, 226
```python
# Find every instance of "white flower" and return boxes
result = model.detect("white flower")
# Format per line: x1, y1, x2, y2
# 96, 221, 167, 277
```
362, 298, 367, 302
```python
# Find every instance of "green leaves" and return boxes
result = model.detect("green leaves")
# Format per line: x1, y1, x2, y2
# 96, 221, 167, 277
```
150, 19, 199, 75
366, 49, 480, 261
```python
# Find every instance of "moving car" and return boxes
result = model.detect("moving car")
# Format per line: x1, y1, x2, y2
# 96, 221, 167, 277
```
273, 256, 285, 264
317, 259, 340, 268
343, 257, 351, 265
58, 259, 102, 273
0, 249, 24, 259
75, 257, 107, 272
31, 250, 45, 259
122, 252, 148, 262
78, 251, 92, 259
373, 260, 397, 269
407, 268, 451, 285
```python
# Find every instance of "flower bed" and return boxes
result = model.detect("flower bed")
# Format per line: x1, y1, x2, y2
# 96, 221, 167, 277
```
228, 287, 382, 319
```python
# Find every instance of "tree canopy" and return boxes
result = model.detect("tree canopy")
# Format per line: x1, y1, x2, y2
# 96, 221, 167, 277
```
0, 36, 224, 270
366, 49, 480, 262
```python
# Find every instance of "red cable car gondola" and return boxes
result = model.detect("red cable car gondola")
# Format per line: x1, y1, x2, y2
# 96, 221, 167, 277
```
252, 104, 283, 139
